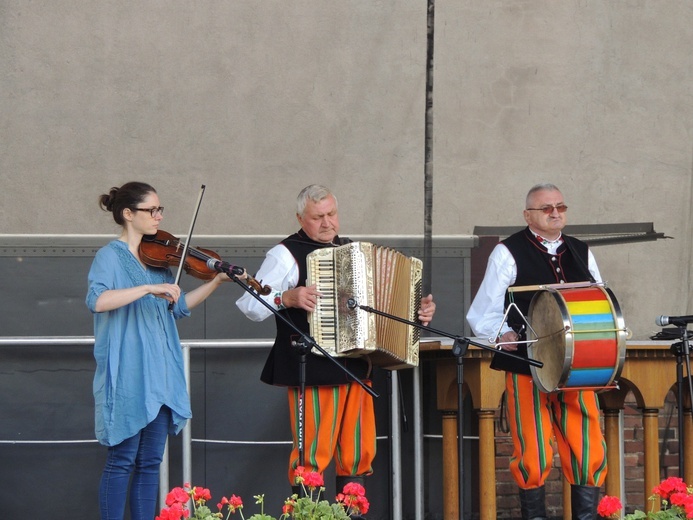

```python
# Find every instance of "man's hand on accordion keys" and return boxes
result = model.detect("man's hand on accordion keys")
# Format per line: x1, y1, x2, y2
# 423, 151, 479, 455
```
418, 294, 436, 326
281, 284, 322, 312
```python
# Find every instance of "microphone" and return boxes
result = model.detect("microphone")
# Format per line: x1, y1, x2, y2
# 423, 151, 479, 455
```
347, 298, 358, 310
655, 315, 693, 327
206, 258, 245, 277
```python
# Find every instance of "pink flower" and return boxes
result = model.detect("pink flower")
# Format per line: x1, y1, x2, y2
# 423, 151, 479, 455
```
597, 495, 622, 518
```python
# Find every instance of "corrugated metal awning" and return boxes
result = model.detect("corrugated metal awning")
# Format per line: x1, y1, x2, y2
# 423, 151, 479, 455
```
473, 222, 671, 246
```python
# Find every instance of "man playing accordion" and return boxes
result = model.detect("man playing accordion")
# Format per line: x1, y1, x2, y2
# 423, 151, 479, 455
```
236, 184, 436, 513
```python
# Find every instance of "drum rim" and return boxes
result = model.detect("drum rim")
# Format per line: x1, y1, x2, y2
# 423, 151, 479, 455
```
602, 286, 628, 389
528, 289, 573, 393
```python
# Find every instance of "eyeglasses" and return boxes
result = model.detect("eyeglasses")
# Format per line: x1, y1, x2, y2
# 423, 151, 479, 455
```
132, 206, 165, 217
526, 204, 568, 214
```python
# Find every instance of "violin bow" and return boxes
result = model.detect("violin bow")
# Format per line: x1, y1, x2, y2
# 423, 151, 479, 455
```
172, 184, 206, 290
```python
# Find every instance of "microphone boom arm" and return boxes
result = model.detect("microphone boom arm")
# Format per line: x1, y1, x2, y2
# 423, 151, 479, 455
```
347, 299, 543, 367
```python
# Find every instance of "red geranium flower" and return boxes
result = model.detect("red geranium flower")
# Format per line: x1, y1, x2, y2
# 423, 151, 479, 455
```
192, 486, 212, 504
684, 494, 693, 519
157, 479, 370, 519
336, 481, 370, 515
227, 494, 243, 512
282, 499, 295, 515
597, 495, 622, 519
342, 482, 366, 497
353, 495, 370, 514
671, 492, 690, 508
653, 477, 688, 500
155, 502, 189, 520
302, 471, 325, 490
165, 486, 190, 507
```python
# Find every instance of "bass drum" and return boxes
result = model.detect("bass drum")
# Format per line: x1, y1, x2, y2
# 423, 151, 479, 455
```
528, 285, 627, 393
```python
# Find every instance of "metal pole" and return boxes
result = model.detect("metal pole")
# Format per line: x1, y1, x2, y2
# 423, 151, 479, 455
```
413, 367, 424, 519
183, 344, 192, 485
419, 1, 436, 518
159, 441, 170, 508
391, 371, 403, 520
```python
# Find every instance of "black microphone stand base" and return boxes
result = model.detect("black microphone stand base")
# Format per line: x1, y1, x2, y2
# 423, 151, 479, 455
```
670, 329, 693, 478
452, 337, 469, 519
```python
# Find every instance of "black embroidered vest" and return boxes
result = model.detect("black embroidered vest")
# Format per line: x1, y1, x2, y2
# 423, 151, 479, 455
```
491, 227, 592, 374
260, 231, 370, 386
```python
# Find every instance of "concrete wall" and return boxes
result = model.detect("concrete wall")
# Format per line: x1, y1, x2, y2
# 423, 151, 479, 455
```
0, 1, 427, 236
432, 2, 693, 341
2, 2, 691, 340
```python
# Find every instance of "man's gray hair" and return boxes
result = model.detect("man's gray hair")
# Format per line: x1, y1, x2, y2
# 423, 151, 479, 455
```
525, 183, 561, 208
296, 184, 337, 215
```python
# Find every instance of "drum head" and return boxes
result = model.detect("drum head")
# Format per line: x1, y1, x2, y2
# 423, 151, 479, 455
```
528, 290, 572, 393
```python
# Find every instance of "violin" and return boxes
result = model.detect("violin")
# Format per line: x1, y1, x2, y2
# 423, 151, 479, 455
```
139, 230, 272, 295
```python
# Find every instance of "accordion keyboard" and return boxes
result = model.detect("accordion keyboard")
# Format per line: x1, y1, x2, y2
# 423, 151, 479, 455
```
311, 255, 337, 344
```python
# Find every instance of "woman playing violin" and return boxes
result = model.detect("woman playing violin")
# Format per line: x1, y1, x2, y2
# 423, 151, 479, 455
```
85, 181, 234, 520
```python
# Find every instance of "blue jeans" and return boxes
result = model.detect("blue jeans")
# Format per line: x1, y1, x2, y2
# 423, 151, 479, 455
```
99, 406, 171, 520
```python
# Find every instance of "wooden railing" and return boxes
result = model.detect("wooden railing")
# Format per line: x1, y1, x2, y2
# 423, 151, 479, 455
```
423, 341, 693, 520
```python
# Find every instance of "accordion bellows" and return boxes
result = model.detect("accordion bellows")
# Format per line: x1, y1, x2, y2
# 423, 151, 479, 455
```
307, 242, 422, 369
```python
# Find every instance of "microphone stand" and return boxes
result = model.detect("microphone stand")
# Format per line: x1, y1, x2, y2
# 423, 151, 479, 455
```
347, 298, 542, 519
669, 326, 693, 477
219, 267, 379, 486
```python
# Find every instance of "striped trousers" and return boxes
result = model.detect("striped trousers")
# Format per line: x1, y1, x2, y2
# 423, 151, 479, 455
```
287, 381, 376, 483
505, 372, 608, 489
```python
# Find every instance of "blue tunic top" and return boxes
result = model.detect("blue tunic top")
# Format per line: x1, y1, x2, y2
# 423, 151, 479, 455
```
86, 240, 192, 447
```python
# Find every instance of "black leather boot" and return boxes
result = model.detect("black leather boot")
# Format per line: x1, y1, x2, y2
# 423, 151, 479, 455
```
570, 485, 601, 520
336, 475, 367, 519
519, 486, 547, 520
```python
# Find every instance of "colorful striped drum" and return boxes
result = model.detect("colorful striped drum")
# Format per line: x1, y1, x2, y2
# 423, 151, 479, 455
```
528, 285, 627, 393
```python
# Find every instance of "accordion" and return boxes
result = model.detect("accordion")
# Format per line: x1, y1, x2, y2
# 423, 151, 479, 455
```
306, 241, 423, 369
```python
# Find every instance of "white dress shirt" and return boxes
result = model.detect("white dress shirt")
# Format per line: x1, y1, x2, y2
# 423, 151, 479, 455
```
465, 233, 602, 340
235, 243, 299, 322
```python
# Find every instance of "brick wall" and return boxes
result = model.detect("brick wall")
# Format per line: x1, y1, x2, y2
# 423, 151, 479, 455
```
491, 390, 681, 519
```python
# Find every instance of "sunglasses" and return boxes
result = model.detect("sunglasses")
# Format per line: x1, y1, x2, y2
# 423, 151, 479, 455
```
525, 204, 568, 214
